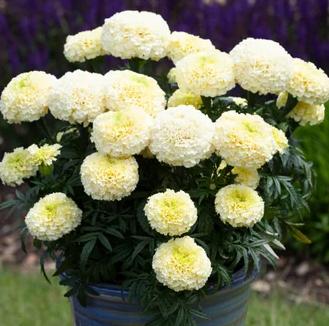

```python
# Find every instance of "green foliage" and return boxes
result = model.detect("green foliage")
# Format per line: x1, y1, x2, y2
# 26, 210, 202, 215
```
292, 102, 329, 262
0, 61, 317, 325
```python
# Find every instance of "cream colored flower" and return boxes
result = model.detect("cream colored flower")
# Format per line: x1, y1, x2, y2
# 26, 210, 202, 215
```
144, 189, 197, 236
152, 236, 212, 292
149, 105, 215, 167
167, 31, 216, 63
215, 184, 264, 227
167, 89, 202, 109
271, 127, 289, 153
288, 102, 325, 126
0, 71, 56, 123
27, 144, 62, 166
104, 70, 166, 117
287, 58, 329, 105
64, 27, 106, 62
49, 70, 106, 125
213, 111, 277, 169
0, 148, 38, 186
175, 50, 235, 97
25, 193, 82, 241
232, 167, 260, 189
91, 108, 153, 157
101, 10, 170, 60
230, 38, 292, 94
80, 152, 139, 201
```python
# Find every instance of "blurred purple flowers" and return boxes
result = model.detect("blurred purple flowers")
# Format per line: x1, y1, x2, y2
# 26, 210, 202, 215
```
0, 0, 328, 85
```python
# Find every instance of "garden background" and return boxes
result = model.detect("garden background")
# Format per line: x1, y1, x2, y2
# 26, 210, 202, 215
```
0, 0, 328, 325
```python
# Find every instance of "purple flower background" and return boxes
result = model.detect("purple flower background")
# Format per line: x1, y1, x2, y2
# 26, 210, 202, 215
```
0, 0, 328, 87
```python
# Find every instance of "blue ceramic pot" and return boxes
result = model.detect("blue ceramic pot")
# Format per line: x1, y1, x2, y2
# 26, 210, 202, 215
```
70, 269, 256, 326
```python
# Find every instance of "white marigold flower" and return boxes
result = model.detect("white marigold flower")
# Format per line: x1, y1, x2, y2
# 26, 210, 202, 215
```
288, 102, 325, 126
149, 105, 215, 167
175, 50, 235, 97
27, 144, 62, 166
25, 193, 82, 241
230, 38, 293, 95
167, 31, 216, 63
152, 236, 212, 292
104, 70, 166, 117
167, 67, 177, 84
144, 189, 197, 236
232, 167, 260, 189
80, 152, 139, 201
213, 111, 277, 169
287, 58, 329, 105
64, 27, 107, 63
101, 10, 170, 60
0, 148, 38, 186
215, 184, 264, 227
49, 70, 106, 125
167, 89, 202, 109
91, 108, 153, 157
0, 71, 56, 123
271, 127, 289, 153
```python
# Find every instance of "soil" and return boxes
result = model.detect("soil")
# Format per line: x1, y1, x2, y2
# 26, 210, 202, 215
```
253, 256, 329, 305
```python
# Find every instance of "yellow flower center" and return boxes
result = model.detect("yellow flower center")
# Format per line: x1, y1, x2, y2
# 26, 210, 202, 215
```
42, 202, 60, 219
227, 188, 256, 210
172, 246, 195, 266
199, 55, 216, 66
7, 152, 29, 171
17, 76, 30, 89
243, 121, 259, 134
108, 113, 134, 140
159, 197, 185, 222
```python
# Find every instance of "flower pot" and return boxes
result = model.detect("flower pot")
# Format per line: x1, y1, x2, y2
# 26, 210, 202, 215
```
70, 269, 256, 326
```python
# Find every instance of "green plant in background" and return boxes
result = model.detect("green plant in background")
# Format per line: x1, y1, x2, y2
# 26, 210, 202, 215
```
295, 102, 329, 262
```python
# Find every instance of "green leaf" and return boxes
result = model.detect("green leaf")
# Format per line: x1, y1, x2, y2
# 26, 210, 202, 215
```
0, 199, 18, 210
190, 308, 208, 320
129, 240, 149, 262
290, 226, 312, 244
80, 239, 96, 268
104, 228, 124, 239
75, 232, 99, 242
175, 307, 185, 326
98, 234, 112, 252
136, 201, 153, 235
40, 252, 51, 284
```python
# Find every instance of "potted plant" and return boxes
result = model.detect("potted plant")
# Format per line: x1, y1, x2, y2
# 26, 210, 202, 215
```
0, 10, 328, 326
